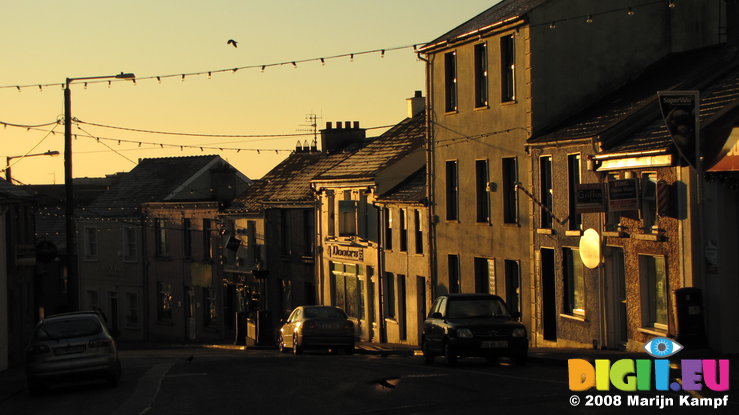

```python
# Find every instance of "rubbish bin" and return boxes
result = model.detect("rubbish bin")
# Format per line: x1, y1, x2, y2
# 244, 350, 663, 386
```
674, 287, 707, 348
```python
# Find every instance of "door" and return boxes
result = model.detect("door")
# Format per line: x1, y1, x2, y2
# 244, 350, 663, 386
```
416, 276, 427, 346
541, 249, 557, 341
185, 287, 196, 341
605, 247, 627, 349
398, 275, 407, 341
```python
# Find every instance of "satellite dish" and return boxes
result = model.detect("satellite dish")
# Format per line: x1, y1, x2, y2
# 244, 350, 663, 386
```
579, 228, 601, 269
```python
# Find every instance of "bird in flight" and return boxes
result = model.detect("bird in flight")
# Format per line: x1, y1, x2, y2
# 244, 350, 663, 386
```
227, 39, 238, 48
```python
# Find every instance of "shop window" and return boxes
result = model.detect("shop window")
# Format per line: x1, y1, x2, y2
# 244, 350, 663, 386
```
157, 282, 173, 321
563, 248, 585, 316
640, 255, 667, 329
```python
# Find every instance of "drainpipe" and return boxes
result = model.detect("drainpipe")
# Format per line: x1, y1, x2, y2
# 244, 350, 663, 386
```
417, 51, 436, 304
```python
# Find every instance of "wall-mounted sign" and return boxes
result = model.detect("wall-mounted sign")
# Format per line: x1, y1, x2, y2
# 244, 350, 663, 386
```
329, 245, 364, 261
575, 183, 606, 213
607, 179, 639, 212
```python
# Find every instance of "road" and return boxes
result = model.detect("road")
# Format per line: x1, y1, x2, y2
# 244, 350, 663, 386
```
1, 346, 735, 414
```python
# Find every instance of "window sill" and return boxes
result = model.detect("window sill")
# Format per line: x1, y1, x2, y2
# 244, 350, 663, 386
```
560, 313, 587, 322
536, 228, 554, 235
603, 231, 626, 238
444, 110, 459, 116
632, 233, 662, 242
473, 105, 489, 111
638, 327, 668, 337
475, 221, 492, 226
385, 318, 398, 325
500, 100, 518, 106
565, 230, 583, 237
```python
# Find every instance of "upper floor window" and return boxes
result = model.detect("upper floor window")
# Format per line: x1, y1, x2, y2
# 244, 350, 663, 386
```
641, 173, 658, 233
476, 159, 490, 223
444, 51, 458, 112
339, 200, 358, 237
303, 209, 314, 256
502, 157, 518, 224
83, 226, 98, 259
540, 156, 553, 229
501, 35, 516, 102
399, 209, 408, 252
384, 207, 393, 250
183, 218, 192, 258
155, 219, 169, 257
123, 226, 137, 260
446, 160, 459, 221
280, 210, 292, 254
568, 154, 583, 230
474, 43, 488, 107
202, 219, 212, 260
414, 209, 423, 254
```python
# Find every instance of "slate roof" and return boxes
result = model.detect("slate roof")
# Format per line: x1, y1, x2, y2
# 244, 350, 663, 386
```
85, 155, 222, 217
314, 112, 425, 181
375, 167, 427, 204
422, 0, 546, 51
529, 46, 739, 159
0, 177, 36, 201
228, 151, 354, 213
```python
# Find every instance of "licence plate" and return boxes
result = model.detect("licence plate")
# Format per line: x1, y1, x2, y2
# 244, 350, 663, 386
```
481, 341, 508, 349
54, 345, 86, 355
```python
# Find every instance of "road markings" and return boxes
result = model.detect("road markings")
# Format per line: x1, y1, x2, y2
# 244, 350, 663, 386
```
110, 362, 174, 415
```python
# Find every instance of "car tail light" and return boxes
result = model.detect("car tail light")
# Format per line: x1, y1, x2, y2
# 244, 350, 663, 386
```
89, 339, 113, 348
343, 320, 354, 329
304, 320, 318, 330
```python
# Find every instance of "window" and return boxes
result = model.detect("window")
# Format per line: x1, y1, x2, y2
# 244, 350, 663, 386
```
203, 288, 217, 327
474, 43, 488, 107
640, 255, 667, 329
280, 210, 291, 254
202, 219, 212, 260
505, 259, 521, 317
502, 157, 518, 224
84, 226, 98, 259
641, 173, 658, 232
445, 160, 459, 221
157, 282, 173, 321
563, 248, 585, 316
327, 191, 335, 237
448, 254, 460, 294
332, 263, 363, 319
339, 200, 358, 236
568, 154, 582, 230
384, 207, 393, 250
155, 219, 169, 257
125, 292, 138, 327
303, 209, 314, 256
540, 156, 553, 228
474, 257, 489, 293
385, 272, 396, 319
123, 226, 137, 260
414, 209, 423, 254
444, 51, 457, 112
398, 274, 407, 341
606, 173, 622, 231
183, 218, 192, 258
399, 209, 408, 252
501, 35, 516, 102
476, 159, 490, 223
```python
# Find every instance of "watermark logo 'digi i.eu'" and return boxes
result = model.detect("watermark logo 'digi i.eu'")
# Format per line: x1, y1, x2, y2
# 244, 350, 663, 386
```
568, 338, 729, 392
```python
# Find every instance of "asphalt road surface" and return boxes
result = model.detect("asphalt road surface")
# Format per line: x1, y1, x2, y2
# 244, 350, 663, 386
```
1, 346, 735, 414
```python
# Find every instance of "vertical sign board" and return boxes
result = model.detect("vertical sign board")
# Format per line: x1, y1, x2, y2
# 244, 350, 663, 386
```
607, 179, 639, 212
658, 91, 700, 168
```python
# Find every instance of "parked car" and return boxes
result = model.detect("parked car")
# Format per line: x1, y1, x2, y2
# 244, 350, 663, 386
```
422, 294, 528, 366
277, 306, 355, 355
25, 311, 122, 394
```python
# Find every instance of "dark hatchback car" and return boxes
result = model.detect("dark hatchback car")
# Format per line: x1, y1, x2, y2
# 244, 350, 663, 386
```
25, 312, 121, 394
422, 294, 528, 366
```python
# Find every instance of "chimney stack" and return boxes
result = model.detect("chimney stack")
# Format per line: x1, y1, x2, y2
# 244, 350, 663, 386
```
407, 90, 425, 118
320, 120, 365, 153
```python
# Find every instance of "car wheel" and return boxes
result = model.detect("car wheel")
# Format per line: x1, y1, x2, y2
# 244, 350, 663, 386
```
444, 342, 457, 366
422, 338, 435, 365
278, 336, 288, 353
292, 333, 303, 355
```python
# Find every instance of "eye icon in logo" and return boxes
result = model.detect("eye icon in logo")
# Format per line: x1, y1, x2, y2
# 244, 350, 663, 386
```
644, 337, 683, 358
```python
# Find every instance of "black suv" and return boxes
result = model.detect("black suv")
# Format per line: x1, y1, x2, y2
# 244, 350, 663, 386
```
421, 294, 528, 366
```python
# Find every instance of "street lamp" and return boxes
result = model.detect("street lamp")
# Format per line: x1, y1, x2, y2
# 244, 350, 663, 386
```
5, 150, 60, 183
64, 72, 135, 311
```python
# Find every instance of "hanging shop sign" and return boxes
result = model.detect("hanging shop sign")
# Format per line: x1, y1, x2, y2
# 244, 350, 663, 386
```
658, 91, 699, 168
575, 183, 606, 213
607, 179, 639, 212
579, 228, 601, 269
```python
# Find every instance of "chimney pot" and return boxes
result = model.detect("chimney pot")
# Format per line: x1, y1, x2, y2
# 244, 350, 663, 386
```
326, 122, 332, 130
414, 90, 422, 98
337, 121, 343, 129
353, 121, 360, 129
345, 121, 351, 129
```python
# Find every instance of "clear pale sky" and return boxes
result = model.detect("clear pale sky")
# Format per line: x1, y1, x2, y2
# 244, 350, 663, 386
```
0, 1, 499, 185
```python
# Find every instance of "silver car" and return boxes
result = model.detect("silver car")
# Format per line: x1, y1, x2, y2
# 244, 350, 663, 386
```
277, 306, 355, 355
25, 312, 121, 394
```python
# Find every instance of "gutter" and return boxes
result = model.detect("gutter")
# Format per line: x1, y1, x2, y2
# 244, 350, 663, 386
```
592, 148, 670, 160
419, 16, 524, 53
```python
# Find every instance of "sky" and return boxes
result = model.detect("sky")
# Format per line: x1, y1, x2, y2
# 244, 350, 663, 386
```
0, 0, 500, 185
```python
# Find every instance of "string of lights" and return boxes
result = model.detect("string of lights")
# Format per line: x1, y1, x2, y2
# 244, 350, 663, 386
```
1, 123, 60, 175
532, 0, 675, 30
0, 44, 420, 92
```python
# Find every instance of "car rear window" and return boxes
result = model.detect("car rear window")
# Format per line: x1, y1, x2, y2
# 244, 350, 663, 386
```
36, 317, 103, 340
447, 299, 510, 319
303, 307, 347, 320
